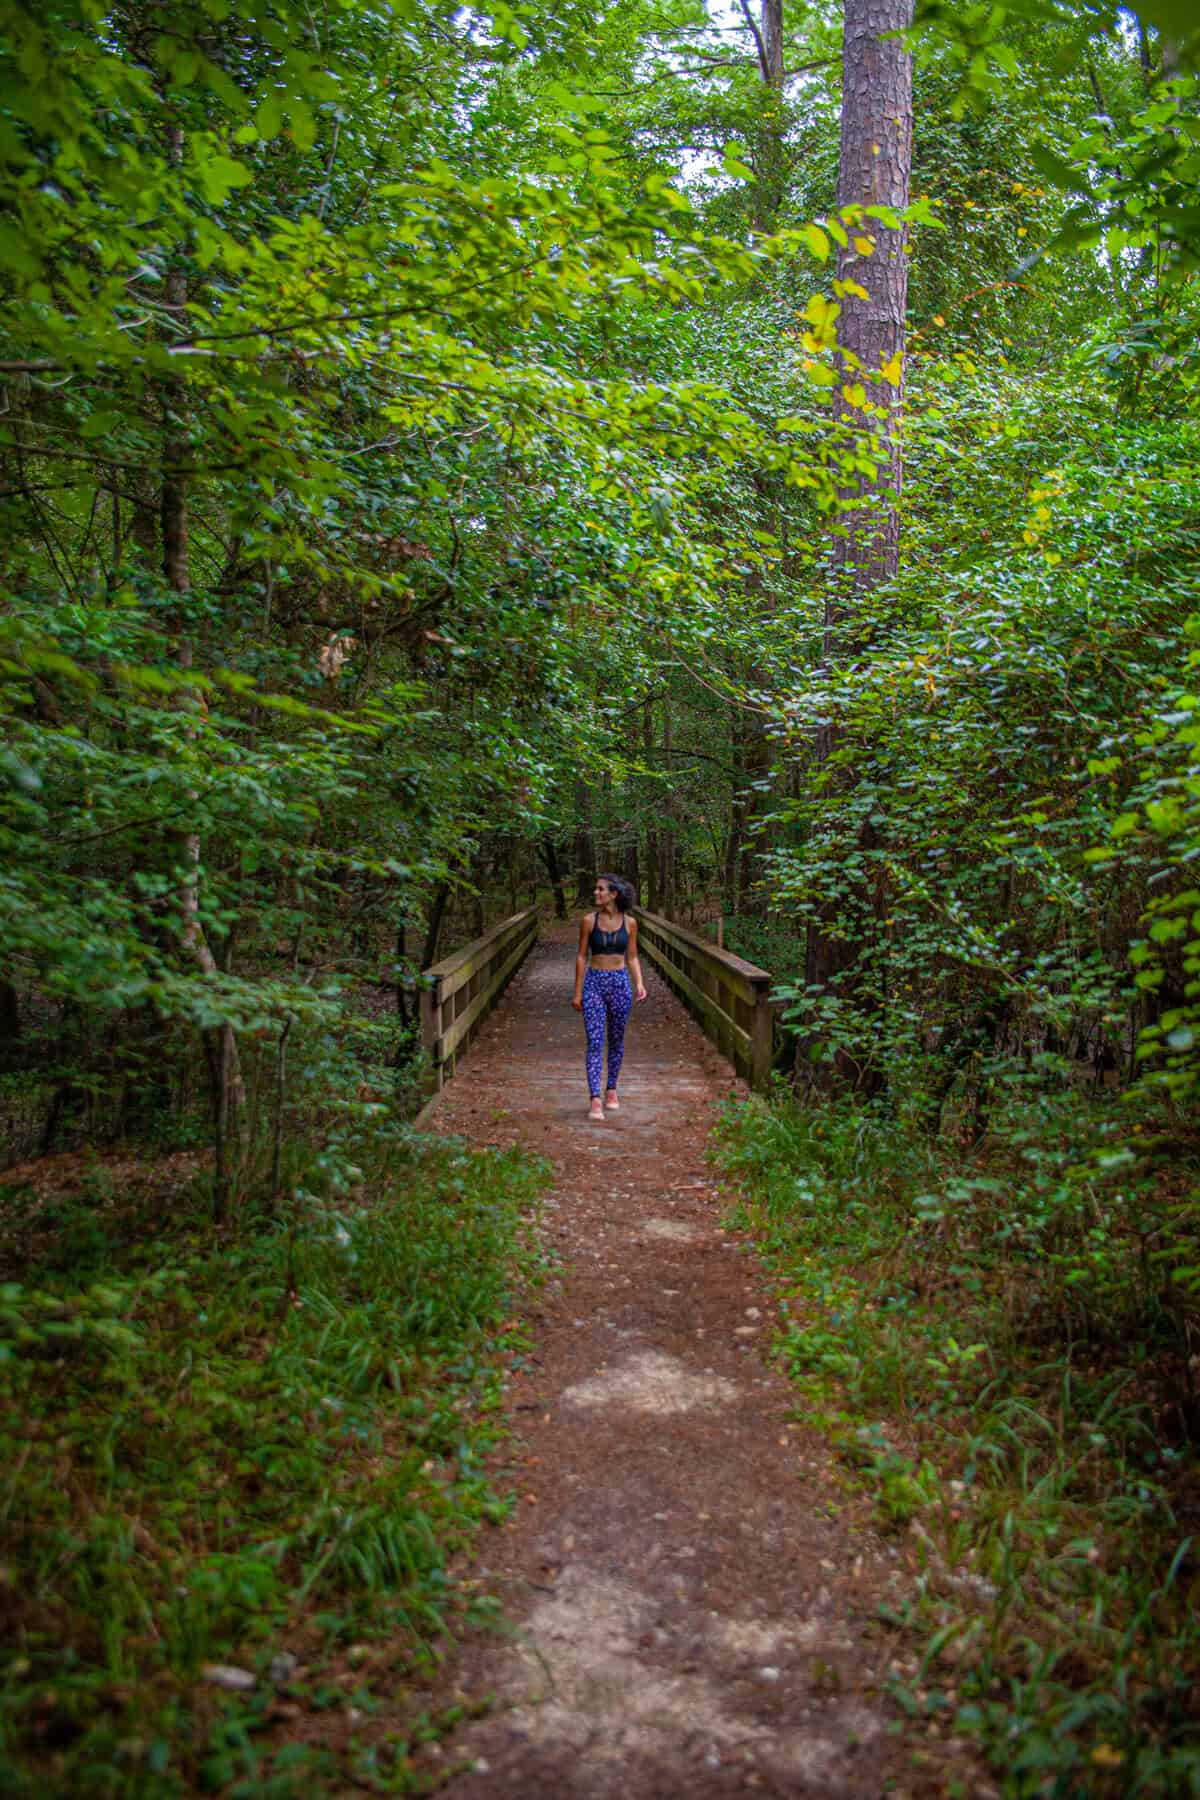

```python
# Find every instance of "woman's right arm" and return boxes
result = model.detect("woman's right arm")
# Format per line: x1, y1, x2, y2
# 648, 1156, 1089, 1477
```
572, 915, 590, 1009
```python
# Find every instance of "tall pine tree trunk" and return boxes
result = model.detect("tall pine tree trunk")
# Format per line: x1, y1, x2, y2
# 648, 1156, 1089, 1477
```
827, 0, 913, 619
804, 0, 912, 1090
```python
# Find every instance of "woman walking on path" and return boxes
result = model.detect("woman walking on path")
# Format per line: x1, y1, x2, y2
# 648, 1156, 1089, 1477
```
572, 875, 647, 1121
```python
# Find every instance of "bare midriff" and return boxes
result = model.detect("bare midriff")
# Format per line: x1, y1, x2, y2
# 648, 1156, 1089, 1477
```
590, 955, 628, 971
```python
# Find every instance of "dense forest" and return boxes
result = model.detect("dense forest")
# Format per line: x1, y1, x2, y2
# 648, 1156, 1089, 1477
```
2, 0, 1200, 1792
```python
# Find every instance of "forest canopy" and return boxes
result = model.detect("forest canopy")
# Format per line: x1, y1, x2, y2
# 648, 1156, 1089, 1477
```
2, 0, 1200, 1791
2, 0, 1198, 1169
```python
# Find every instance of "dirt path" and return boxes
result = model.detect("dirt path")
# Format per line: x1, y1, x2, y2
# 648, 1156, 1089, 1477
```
422, 927, 922, 1798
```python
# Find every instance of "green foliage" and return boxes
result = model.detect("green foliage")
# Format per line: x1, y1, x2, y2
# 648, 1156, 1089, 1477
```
2, 0, 1200, 1783
0, 1129, 549, 1796
715, 1096, 1200, 1794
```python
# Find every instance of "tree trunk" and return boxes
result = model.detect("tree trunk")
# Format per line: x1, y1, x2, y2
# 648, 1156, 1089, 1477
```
804, 0, 913, 1091
748, 0, 787, 226
827, 0, 913, 629
724, 711, 743, 913
0, 980, 19, 1065
162, 124, 244, 1215
421, 880, 450, 969
574, 781, 595, 902
643, 696, 659, 912
660, 695, 675, 917
762, 0, 784, 89
541, 837, 567, 918
395, 918, 412, 1022
626, 831, 639, 900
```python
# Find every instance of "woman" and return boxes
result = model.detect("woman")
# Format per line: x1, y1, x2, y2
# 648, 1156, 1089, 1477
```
572, 874, 647, 1121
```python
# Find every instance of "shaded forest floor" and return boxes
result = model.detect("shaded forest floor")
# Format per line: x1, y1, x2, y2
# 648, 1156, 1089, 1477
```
2, 928, 1198, 1797
0, 1110, 551, 1796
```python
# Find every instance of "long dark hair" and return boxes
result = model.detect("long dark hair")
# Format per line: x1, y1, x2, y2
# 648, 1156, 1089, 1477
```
599, 874, 636, 913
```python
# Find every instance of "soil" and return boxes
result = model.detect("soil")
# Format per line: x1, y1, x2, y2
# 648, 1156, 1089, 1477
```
420, 925, 968, 1799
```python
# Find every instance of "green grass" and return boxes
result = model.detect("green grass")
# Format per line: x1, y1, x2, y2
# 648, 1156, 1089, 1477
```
0, 1130, 551, 1798
713, 1095, 1200, 1798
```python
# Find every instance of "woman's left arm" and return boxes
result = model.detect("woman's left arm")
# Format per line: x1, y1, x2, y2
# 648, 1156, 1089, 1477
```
626, 918, 648, 1002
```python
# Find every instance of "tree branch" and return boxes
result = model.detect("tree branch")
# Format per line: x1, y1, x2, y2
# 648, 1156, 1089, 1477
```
735, 0, 771, 84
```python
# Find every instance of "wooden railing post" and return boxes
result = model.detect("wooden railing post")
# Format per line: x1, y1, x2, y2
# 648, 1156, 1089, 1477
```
420, 972, 443, 1093
749, 988, 774, 1093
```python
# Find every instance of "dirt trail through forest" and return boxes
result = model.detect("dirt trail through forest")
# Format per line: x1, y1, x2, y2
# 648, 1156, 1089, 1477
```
422, 927, 935, 1798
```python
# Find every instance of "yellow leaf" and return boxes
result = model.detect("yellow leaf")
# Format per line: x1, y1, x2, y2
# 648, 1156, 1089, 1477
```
854, 234, 875, 255
1091, 1747, 1124, 1769
933, 314, 946, 327
842, 382, 867, 408
802, 359, 838, 387
803, 221, 830, 260
1022, 529, 1038, 545
880, 353, 903, 385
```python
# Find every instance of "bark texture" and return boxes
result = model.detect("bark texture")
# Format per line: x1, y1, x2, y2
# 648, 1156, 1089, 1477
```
762, 0, 784, 90
804, 0, 913, 1090
827, 0, 913, 640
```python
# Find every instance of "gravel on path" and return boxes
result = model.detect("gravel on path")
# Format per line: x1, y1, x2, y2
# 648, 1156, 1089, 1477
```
421, 926, 930, 1799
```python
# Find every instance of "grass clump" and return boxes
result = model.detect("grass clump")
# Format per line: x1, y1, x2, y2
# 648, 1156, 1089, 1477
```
714, 1094, 1200, 1798
0, 1129, 550, 1798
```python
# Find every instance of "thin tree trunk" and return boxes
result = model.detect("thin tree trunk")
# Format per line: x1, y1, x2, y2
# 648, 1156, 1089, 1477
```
644, 696, 659, 912
574, 781, 595, 902
163, 123, 244, 1214
541, 838, 567, 919
421, 880, 450, 969
395, 919, 412, 1022
725, 711, 744, 913
270, 1016, 292, 1206
0, 980, 19, 1064
661, 696, 675, 917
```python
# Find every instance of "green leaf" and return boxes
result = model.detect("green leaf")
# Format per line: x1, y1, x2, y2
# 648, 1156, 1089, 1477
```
193, 151, 253, 204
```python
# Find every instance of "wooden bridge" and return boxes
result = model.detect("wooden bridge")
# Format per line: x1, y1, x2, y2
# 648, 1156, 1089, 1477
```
416, 911, 904, 1798
420, 905, 780, 1097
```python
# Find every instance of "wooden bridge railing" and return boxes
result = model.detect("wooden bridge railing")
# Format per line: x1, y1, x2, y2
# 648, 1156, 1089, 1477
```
420, 906, 539, 1094
636, 910, 777, 1091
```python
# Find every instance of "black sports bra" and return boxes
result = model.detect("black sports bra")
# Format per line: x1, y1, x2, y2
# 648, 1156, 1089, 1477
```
589, 912, 629, 955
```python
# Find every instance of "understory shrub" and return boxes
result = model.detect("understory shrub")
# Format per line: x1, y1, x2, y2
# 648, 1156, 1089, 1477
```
0, 1129, 549, 1798
715, 1095, 1200, 1796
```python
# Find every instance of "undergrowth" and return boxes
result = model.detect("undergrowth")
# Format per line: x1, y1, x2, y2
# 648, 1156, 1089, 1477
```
714, 1094, 1200, 1798
0, 1128, 550, 1798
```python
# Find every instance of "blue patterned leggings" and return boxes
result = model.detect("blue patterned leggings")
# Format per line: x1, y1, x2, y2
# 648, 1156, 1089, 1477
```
582, 967, 633, 1097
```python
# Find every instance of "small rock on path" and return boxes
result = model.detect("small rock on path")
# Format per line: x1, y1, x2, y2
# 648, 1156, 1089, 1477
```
424, 927, 919, 1797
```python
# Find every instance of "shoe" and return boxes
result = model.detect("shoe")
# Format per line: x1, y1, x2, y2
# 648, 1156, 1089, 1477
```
604, 1092, 620, 1111
588, 1099, 604, 1121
